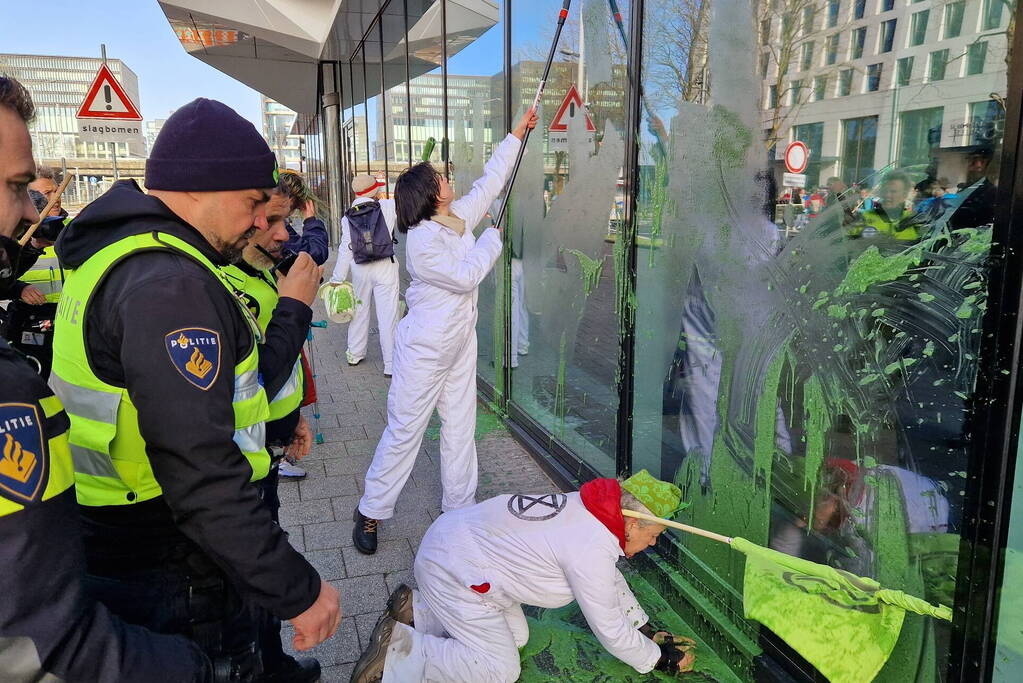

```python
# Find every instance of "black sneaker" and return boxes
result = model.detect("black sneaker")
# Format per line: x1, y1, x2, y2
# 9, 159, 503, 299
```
353, 508, 378, 555
259, 655, 321, 683
350, 615, 395, 683
386, 584, 413, 626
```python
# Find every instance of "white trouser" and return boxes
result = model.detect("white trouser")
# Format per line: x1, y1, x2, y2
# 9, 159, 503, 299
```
347, 259, 400, 374
510, 258, 529, 368
359, 316, 479, 520
383, 524, 528, 682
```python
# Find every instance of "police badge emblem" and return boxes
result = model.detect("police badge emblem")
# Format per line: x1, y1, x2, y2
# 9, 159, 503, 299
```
165, 328, 222, 390
0, 403, 47, 504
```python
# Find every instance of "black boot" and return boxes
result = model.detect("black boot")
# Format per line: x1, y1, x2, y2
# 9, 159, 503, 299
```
352, 508, 378, 555
350, 616, 395, 683
258, 655, 321, 683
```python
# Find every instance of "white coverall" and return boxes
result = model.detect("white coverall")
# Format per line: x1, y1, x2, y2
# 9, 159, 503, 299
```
358, 134, 522, 520
382, 492, 662, 682
331, 197, 400, 375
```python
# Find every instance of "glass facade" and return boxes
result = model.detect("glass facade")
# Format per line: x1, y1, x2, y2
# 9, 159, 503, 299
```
329, 0, 1023, 679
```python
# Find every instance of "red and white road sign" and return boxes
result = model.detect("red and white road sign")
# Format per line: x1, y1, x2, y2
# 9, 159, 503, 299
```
549, 84, 596, 133
76, 64, 142, 120
784, 141, 810, 174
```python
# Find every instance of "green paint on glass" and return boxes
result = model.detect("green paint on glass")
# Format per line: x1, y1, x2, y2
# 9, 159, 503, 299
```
565, 248, 606, 297
803, 375, 831, 515
833, 246, 921, 297
754, 349, 786, 484
827, 304, 849, 319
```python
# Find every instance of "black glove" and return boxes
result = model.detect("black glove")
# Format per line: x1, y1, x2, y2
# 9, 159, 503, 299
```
654, 641, 688, 672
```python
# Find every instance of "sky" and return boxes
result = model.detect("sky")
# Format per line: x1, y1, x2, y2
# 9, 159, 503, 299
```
0, 1, 263, 129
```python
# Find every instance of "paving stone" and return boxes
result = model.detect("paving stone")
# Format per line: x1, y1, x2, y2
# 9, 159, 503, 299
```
341, 540, 413, 578
303, 549, 346, 581
277, 498, 335, 527
299, 474, 360, 501
323, 454, 373, 477
331, 573, 389, 616
320, 663, 355, 682
303, 520, 354, 551
385, 569, 417, 594
342, 439, 378, 458
354, 611, 382, 651
330, 494, 363, 522
320, 425, 368, 443
282, 616, 360, 666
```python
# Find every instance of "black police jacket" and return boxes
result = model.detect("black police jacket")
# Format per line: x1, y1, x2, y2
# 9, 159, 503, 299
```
55, 180, 321, 620
0, 337, 210, 681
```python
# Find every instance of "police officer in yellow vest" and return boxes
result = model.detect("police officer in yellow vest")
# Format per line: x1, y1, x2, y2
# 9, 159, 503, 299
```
0, 75, 213, 682
222, 180, 323, 682
848, 172, 920, 242
51, 98, 341, 676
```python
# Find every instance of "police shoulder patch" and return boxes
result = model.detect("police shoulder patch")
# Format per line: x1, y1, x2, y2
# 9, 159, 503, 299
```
165, 327, 222, 390
0, 403, 48, 504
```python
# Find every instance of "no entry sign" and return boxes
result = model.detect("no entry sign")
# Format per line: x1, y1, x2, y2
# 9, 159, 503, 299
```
784, 141, 810, 174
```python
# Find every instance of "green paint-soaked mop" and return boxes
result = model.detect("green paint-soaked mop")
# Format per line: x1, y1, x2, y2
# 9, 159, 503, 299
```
519, 574, 741, 682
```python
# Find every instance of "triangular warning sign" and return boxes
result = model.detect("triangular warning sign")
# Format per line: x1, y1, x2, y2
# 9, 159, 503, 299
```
548, 84, 595, 133
76, 64, 142, 121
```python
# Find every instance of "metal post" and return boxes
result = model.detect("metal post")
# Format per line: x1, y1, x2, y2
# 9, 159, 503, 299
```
321, 62, 345, 245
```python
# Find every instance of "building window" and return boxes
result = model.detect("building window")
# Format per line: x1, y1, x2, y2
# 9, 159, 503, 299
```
841, 115, 878, 183
791, 79, 804, 105
910, 10, 929, 46
813, 75, 828, 101
801, 42, 815, 70
851, 27, 867, 59
929, 49, 949, 81
760, 18, 772, 43
943, 1, 965, 39
794, 122, 825, 184
839, 68, 854, 95
768, 84, 778, 109
970, 100, 1004, 146
760, 52, 770, 77
983, 0, 1005, 30
866, 63, 883, 91
802, 6, 815, 35
825, 34, 839, 65
897, 56, 914, 86
880, 19, 897, 52
854, 0, 866, 19
898, 107, 943, 166
827, 0, 841, 27
968, 41, 988, 75
881, 0, 895, 10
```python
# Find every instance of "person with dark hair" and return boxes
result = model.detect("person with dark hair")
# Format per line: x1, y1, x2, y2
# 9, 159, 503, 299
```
352, 109, 538, 554
276, 169, 329, 265
0, 75, 212, 682
51, 97, 340, 675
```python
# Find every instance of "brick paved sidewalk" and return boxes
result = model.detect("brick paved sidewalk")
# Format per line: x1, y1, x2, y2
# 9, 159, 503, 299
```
279, 295, 556, 681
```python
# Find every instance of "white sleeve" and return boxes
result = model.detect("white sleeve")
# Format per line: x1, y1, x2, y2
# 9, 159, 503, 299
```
379, 198, 398, 237
330, 216, 353, 282
449, 134, 522, 232
409, 227, 502, 294
563, 551, 662, 674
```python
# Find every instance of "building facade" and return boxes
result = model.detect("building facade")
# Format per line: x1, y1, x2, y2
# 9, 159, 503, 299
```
262, 95, 309, 171
0, 53, 145, 161
163, 0, 1023, 680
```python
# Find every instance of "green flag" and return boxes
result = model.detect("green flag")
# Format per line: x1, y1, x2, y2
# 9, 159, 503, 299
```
733, 537, 951, 683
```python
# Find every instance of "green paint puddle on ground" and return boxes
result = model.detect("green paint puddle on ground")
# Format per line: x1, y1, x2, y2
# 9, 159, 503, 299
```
520, 572, 740, 682
425, 404, 508, 441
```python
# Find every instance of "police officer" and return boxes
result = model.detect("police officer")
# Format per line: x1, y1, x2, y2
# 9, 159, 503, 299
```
50, 98, 341, 674
0, 75, 211, 683
223, 181, 321, 682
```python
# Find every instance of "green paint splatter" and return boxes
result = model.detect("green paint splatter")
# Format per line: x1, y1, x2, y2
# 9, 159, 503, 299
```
565, 248, 606, 297
827, 304, 849, 319
753, 350, 786, 483
803, 375, 832, 515
833, 246, 921, 297
918, 292, 936, 302
923, 341, 936, 357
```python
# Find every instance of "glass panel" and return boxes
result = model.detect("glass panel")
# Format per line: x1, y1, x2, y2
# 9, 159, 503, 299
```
828, 0, 840, 28
995, 415, 1023, 679
851, 27, 866, 59
825, 33, 839, 65
441, 0, 505, 389
983, 0, 1005, 30
812, 75, 827, 102
634, 0, 1008, 679
942, 1, 964, 40
880, 18, 896, 53
801, 41, 815, 71
854, 0, 866, 19
352, 46, 368, 173
381, 6, 411, 192
881, 0, 894, 11
910, 9, 929, 46
366, 28, 385, 187
968, 41, 989, 76
509, 0, 629, 474
929, 48, 949, 81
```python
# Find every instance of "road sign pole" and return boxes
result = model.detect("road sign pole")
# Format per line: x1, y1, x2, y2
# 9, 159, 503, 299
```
110, 142, 119, 180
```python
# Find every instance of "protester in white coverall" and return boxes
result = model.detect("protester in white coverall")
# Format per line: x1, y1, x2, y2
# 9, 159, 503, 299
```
350, 470, 695, 682
351, 110, 539, 555
331, 175, 400, 376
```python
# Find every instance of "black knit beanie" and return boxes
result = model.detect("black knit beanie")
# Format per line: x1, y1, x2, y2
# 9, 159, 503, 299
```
145, 98, 278, 192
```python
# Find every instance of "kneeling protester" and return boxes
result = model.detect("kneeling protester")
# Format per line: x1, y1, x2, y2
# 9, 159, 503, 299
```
351, 470, 693, 682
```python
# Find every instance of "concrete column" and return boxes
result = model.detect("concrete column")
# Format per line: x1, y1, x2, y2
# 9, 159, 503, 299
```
321, 62, 344, 245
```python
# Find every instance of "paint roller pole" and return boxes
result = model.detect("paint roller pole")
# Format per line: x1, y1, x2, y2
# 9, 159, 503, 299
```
621, 509, 734, 544
306, 321, 328, 445
491, 0, 574, 231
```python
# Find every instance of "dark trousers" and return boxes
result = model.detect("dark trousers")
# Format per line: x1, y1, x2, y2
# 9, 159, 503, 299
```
84, 548, 261, 681
257, 465, 288, 673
